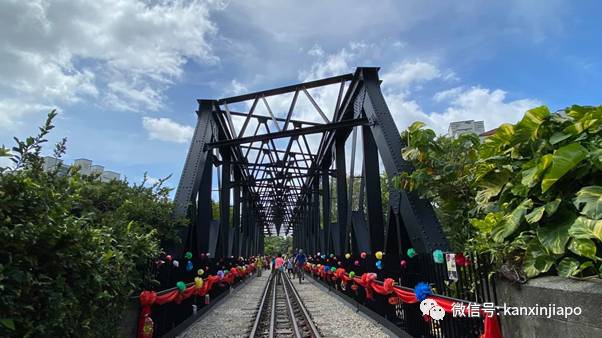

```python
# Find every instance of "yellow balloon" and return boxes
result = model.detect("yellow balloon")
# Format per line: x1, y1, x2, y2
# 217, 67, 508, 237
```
197, 269, 204, 276
375, 251, 383, 260
194, 277, 204, 289
345, 253, 351, 259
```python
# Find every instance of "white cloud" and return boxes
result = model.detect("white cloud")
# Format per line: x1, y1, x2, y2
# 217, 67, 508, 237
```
0, 0, 221, 126
0, 99, 55, 129
428, 87, 541, 134
381, 61, 444, 91
142, 117, 194, 143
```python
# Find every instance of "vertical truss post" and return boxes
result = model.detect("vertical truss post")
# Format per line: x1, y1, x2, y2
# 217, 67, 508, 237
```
232, 171, 241, 257
335, 137, 348, 255
359, 68, 448, 253
312, 178, 320, 254
172, 99, 215, 257
321, 169, 331, 254
362, 125, 384, 252
219, 148, 231, 257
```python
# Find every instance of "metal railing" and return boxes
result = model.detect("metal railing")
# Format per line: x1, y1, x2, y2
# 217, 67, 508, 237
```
308, 253, 497, 338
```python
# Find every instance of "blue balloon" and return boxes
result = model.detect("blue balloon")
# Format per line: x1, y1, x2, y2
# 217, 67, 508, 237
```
186, 260, 194, 271
414, 282, 432, 302
375, 260, 382, 269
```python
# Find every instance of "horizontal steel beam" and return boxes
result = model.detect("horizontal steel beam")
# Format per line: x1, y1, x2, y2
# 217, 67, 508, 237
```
225, 111, 323, 127
206, 118, 369, 149
217, 73, 353, 104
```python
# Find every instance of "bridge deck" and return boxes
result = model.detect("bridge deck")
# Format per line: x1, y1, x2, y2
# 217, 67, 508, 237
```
177, 270, 393, 337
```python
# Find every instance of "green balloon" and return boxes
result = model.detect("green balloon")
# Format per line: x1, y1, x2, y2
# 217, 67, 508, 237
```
433, 249, 444, 264
407, 248, 416, 258
184, 252, 193, 260
330, 266, 336, 272
176, 281, 186, 292
349, 271, 356, 278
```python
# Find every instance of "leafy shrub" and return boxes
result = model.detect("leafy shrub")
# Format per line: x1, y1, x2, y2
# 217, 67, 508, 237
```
397, 105, 602, 280
397, 122, 481, 251
469, 105, 602, 279
0, 112, 185, 337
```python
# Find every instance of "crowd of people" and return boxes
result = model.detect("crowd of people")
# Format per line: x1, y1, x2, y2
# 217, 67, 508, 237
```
253, 249, 308, 282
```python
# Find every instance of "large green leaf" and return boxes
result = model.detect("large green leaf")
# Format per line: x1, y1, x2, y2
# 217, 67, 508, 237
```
517, 106, 550, 140
573, 186, 602, 220
521, 154, 553, 188
525, 206, 545, 224
541, 143, 588, 193
523, 238, 549, 278
544, 198, 561, 217
475, 170, 511, 205
568, 238, 597, 259
557, 257, 580, 277
536, 211, 575, 255
568, 216, 602, 241
491, 199, 532, 242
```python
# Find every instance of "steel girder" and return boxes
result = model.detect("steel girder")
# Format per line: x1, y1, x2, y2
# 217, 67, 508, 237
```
174, 67, 448, 260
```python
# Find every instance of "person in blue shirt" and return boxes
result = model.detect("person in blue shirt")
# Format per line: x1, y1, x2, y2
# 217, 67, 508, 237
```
294, 249, 307, 282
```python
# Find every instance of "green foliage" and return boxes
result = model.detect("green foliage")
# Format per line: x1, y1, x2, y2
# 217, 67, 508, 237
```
470, 105, 602, 279
0, 112, 185, 337
264, 236, 292, 256
397, 122, 481, 250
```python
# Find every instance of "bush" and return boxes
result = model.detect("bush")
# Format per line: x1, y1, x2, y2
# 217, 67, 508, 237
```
397, 105, 602, 281
0, 112, 185, 337
397, 122, 481, 251
469, 105, 602, 279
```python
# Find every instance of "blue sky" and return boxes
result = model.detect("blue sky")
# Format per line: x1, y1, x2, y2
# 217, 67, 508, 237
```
1, 0, 601, 193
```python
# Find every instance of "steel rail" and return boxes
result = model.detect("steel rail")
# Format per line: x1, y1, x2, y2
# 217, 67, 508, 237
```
280, 273, 302, 338
269, 275, 276, 338
249, 273, 273, 337
282, 272, 321, 338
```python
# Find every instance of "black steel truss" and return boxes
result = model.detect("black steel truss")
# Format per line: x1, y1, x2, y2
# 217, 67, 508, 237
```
173, 67, 448, 259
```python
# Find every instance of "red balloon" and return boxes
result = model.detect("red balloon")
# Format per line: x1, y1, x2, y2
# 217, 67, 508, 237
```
166, 255, 173, 262
455, 254, 467, 267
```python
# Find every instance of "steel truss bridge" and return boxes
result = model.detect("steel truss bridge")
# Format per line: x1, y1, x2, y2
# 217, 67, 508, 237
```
173, 67, 449, 258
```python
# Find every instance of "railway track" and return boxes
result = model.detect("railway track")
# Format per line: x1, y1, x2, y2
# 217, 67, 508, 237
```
249, 271, 321, 338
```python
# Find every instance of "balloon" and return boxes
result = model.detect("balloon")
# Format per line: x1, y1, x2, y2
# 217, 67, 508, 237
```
414, 282, 432, 302
176, 281, 186, 292
323, 265, 330, 272
407, 248, 416, 258
376, 260, 382, 269
186, 260, 194, 271
184, 251, 193, 260
206, 253, 210, 257
197, 268, 205, 276
217, 270, 224, 279
349, 271, 355, 278
330, 266, 336, 272
173, 260, 179, 267
166, 255, 173, 262
375, 251, 383, 260
432, 249, 444, 264
455, 253, 467, 266
400, 260, 407, 268
360, 252, 367, 259
194, 277, 204, 289
345, 253, 351, 259
321, 255, 326, 259
354, 260, 360, 266
330, 253, 334, 258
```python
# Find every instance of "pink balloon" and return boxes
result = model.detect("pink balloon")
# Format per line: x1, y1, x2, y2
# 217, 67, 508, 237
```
400, 260, 407, 268
354, 260, 360, 266
360, 252, 367, 259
